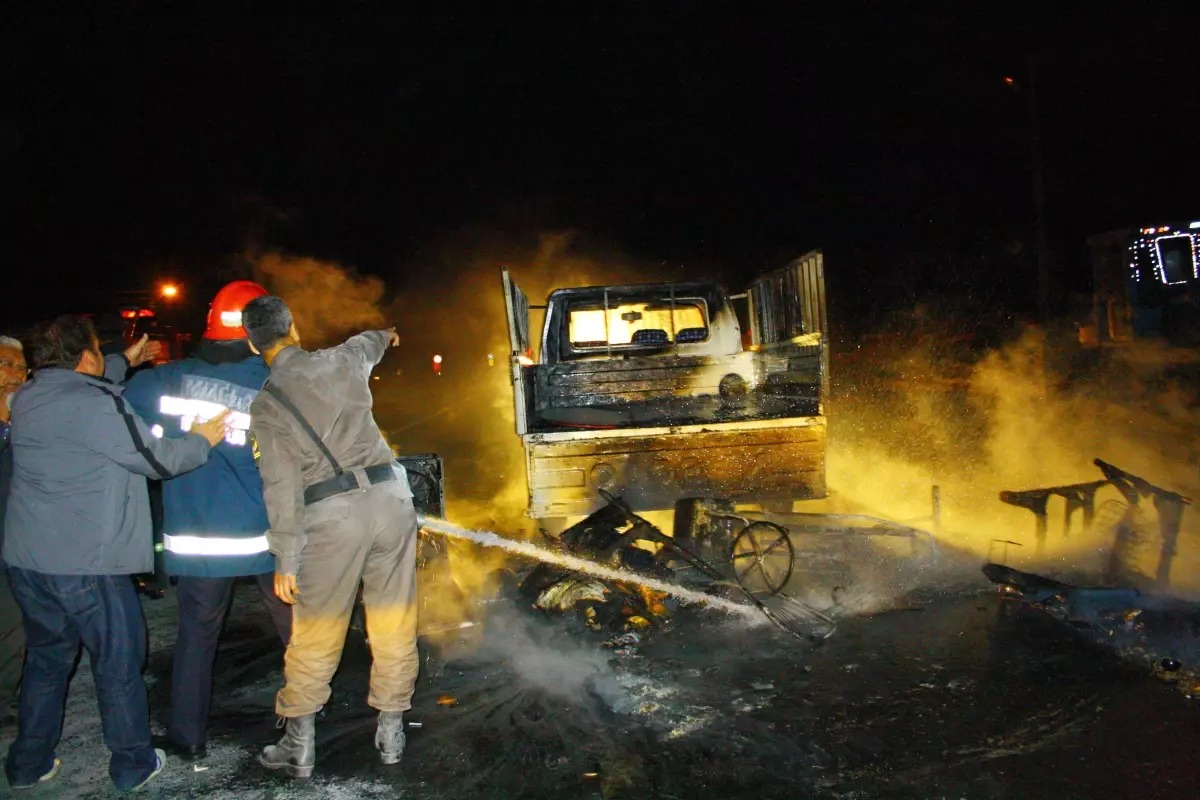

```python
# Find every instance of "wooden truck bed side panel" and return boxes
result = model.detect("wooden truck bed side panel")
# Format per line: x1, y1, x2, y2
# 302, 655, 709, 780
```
524, 418, 827, 518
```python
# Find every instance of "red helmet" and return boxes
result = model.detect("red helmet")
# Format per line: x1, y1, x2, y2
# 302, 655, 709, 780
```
204, 280, 269, 340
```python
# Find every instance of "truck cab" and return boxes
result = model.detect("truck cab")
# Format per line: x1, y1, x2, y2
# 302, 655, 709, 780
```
503, 251, 829, 521
1082, 222, 1200, 347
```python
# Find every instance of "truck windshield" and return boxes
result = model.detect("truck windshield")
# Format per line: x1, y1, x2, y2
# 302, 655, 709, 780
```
568, 299, 708, 349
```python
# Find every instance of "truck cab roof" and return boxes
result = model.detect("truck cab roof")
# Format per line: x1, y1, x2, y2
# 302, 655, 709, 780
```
545, 280, 728, 303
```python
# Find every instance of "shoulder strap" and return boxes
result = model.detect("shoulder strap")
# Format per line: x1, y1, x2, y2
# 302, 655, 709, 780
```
262, 382, 343, 474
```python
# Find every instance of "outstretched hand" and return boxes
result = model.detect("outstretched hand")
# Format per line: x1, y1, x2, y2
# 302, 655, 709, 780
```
123, 334, 159, 367
191, 409, 233, 447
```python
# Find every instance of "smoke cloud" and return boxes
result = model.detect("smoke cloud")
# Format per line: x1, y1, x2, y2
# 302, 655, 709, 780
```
252, 251, 387, 346
825, 323, 1200, 597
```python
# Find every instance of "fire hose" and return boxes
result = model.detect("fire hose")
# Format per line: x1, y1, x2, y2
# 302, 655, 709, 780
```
420, 515, 836, 642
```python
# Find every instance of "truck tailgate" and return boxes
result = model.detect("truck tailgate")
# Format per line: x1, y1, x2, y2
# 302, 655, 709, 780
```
525, 417, 826, 518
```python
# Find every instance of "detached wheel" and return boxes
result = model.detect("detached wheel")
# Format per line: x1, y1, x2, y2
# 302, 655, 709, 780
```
730, 521, 794, 596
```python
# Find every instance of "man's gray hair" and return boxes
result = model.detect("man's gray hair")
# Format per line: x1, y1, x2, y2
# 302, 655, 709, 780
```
0, 335, 22, 351
242, 296, 294, 351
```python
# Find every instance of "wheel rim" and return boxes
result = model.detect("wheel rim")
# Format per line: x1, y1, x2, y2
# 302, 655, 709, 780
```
730, 521, 794, 596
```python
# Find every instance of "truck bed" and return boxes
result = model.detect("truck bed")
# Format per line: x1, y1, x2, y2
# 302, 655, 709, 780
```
524, 416, 827, 518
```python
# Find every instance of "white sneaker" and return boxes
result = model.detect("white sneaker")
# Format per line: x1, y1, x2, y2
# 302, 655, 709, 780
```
10, 758, 62, 790
130, 749, 167, 791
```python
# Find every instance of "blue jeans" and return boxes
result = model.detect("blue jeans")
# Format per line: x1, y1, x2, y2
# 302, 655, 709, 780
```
4, 568, 159, 791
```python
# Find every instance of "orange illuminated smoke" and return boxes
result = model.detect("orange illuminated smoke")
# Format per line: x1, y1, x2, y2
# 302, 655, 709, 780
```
160, 283, 179, 299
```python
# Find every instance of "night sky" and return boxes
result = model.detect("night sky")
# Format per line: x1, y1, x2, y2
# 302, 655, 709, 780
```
3, 4, 1197, 329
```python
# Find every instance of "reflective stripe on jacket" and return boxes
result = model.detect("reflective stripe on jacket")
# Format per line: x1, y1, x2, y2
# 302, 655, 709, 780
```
162, 533, 270, 556
123, 344, 275, 578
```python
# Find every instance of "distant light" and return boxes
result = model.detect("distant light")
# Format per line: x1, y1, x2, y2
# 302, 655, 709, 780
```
487, 353, 495, 367
160, 284, 179, 298
137, 309, 155, 318
372, 375, 380, 381
433, 354, 443, 364
1190, 221, 1200, 229
1003, 76, 1015, 85
121, 310, 137, 319
1158, 226, 1171, 233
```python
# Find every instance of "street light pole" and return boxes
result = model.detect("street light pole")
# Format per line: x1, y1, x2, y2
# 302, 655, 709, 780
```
1028, 54, 1051, 324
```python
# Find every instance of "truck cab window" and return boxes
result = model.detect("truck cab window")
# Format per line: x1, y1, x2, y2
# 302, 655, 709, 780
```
567, 300, 707, 351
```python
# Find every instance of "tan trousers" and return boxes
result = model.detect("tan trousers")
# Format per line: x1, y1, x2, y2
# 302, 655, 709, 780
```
276, 480, 419, 717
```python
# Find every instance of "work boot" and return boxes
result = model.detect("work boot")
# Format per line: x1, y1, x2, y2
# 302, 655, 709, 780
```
258, 714, 316, 778
375, 711, 406, 765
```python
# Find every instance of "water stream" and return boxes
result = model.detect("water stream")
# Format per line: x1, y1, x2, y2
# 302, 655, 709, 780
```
422, 517, 762, 622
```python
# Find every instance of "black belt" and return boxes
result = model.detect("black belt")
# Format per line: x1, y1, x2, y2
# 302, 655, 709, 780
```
303, 463, 396, 506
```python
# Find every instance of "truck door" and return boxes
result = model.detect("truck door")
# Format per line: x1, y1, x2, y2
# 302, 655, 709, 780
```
501, 268, 534, 435
746, 249, 827, 345
743, 250, 828, 413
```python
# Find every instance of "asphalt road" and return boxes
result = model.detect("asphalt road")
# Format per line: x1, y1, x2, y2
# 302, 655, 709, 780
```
2, 583, 1197, 799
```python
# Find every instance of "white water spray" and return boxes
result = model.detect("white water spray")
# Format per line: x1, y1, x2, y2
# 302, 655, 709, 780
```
422, 518, 762, 622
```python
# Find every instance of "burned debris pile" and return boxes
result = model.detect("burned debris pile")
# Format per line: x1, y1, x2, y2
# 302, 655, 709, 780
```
985, 563, 1200, 698
519, 502, 678, 635
511, 493, 838, 642
989, 458, 1200, 698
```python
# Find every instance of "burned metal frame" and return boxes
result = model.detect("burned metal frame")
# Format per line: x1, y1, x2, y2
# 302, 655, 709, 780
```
999, 480, 1109, 552
595, 490, 836, 641
673, 497, 939, 598
999, 458, 1192, 589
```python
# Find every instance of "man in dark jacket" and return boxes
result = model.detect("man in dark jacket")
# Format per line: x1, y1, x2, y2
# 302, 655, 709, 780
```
123, 281, 291, 763
2, 316, 230, 792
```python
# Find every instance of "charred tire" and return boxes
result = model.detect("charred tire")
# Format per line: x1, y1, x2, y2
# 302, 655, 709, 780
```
730, 521, 794, 597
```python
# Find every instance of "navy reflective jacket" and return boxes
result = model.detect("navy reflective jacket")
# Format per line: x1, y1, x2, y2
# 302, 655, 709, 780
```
124, 340, 275, 578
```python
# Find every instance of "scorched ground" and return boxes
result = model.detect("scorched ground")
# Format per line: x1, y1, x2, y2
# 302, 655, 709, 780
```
3, 574, 1199, 799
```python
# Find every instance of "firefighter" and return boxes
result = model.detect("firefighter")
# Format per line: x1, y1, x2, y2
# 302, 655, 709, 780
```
242, 295, 418, 778
123, 281, 292, 763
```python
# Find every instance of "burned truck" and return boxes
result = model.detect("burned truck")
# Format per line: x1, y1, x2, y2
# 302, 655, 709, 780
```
502, 251, 829, 528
